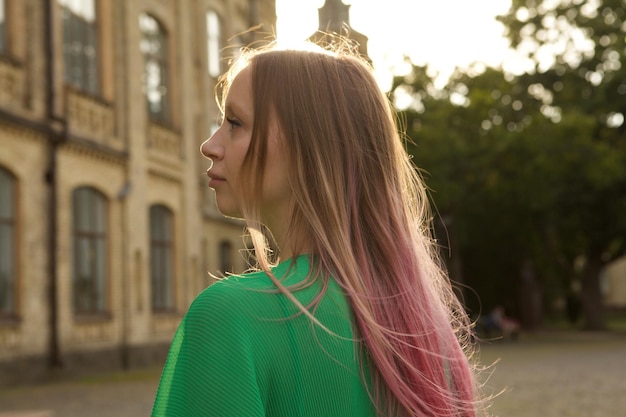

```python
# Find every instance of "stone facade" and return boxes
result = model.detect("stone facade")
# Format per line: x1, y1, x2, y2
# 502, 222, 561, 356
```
0, 0, 276, 386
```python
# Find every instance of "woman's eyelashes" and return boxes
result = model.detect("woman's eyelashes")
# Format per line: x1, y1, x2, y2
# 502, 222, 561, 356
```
225, 116, 242, 130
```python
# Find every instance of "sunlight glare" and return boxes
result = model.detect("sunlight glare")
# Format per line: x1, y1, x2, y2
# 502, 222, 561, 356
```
276, 0, 515, 89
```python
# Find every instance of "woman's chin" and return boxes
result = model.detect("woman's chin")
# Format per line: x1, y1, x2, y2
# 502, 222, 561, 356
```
215, 203, 243, 220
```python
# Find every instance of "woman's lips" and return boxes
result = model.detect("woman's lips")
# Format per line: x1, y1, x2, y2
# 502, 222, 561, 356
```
207, 171, 225, 187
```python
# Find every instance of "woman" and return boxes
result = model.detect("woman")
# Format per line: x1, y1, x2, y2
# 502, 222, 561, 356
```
152, 42, 482, 417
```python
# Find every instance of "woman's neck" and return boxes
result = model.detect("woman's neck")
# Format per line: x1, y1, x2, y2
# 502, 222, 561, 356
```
266, 220, 309, 264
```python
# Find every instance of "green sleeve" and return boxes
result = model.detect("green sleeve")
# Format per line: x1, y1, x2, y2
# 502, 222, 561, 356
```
151, 285, 265, 417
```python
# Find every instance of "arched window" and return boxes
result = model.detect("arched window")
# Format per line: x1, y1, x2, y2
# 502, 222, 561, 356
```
0, 0, 6, 54
139, 13, 170, 123
150, 204, 174, 311
219, 240, 233, 275
206, 10, 222, 78
60, 0, 99, 95
0, 168, 16, 317
72, 186, 108, 314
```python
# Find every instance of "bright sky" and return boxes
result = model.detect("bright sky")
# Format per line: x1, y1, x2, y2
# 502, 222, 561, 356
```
276, 0, 526, 89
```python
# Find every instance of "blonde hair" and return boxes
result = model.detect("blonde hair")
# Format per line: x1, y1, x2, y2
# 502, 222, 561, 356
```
217, 42, 481, 417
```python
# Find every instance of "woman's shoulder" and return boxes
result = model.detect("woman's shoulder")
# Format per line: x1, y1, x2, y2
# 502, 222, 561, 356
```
209, 270, 275, 292
187, 255, 312, 318
189, 272, 272, 316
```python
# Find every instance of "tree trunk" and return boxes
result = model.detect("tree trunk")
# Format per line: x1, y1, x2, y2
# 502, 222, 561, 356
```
581, 258, 606, 331
518, 260, 542, 330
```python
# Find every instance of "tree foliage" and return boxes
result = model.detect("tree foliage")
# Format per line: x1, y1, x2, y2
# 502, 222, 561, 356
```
392, 0, 626, 330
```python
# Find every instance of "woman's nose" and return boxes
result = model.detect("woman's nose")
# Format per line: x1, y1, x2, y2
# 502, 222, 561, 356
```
200, 131, 223, 160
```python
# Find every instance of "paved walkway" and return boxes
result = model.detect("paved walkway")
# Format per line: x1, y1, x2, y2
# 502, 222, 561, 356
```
0, 331, 625, 417
479, 331, 626, 417
0, 368, 160, 417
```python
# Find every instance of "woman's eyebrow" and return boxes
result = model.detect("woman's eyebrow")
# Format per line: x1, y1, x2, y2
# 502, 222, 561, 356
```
224, 101, 252, 120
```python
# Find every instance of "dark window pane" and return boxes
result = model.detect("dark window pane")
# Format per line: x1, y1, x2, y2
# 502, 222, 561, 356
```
60, 0, 99, 95
0, 168, 13, 218
150, 205, 174, 311
139, 13, 170, 123
0, 0, 6, 53
219, 241, 233, 274
0, 168, 15, 315
0, 224, 14, 313
72, 187, 108, 314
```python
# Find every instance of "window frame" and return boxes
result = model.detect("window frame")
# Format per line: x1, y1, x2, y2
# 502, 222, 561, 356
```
0, 167, 17, 319
206, 10, 222, 78
60, 0, 100, 95
149, 204, 175, 312
219, 240, 233, 275
72, 186, 109, 316
139, 12, 171, 124
0, 0, 6, 54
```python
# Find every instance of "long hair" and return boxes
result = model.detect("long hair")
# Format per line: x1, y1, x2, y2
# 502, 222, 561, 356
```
217, 42, 481, 417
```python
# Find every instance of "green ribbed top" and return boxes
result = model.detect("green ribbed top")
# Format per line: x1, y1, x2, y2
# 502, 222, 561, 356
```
152, 255, 376, 416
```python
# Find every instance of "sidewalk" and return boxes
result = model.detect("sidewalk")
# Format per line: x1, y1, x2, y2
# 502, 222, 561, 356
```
1, 331, 625, 417
0, 412, 53, 417
479, 330, 626, 417
0, 368, 161, 417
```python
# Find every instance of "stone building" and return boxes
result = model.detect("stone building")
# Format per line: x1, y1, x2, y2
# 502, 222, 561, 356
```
0, 0, 275, 385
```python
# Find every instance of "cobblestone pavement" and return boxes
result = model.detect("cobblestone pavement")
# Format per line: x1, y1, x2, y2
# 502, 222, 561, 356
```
0, 331, 625, 417
0, 368, 161, 417
479, 331, 626, 417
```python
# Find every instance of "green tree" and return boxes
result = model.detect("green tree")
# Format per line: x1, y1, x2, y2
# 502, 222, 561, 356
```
390, 65, 544, 320
392, 0, 626, 329
498, 0, 626, 329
